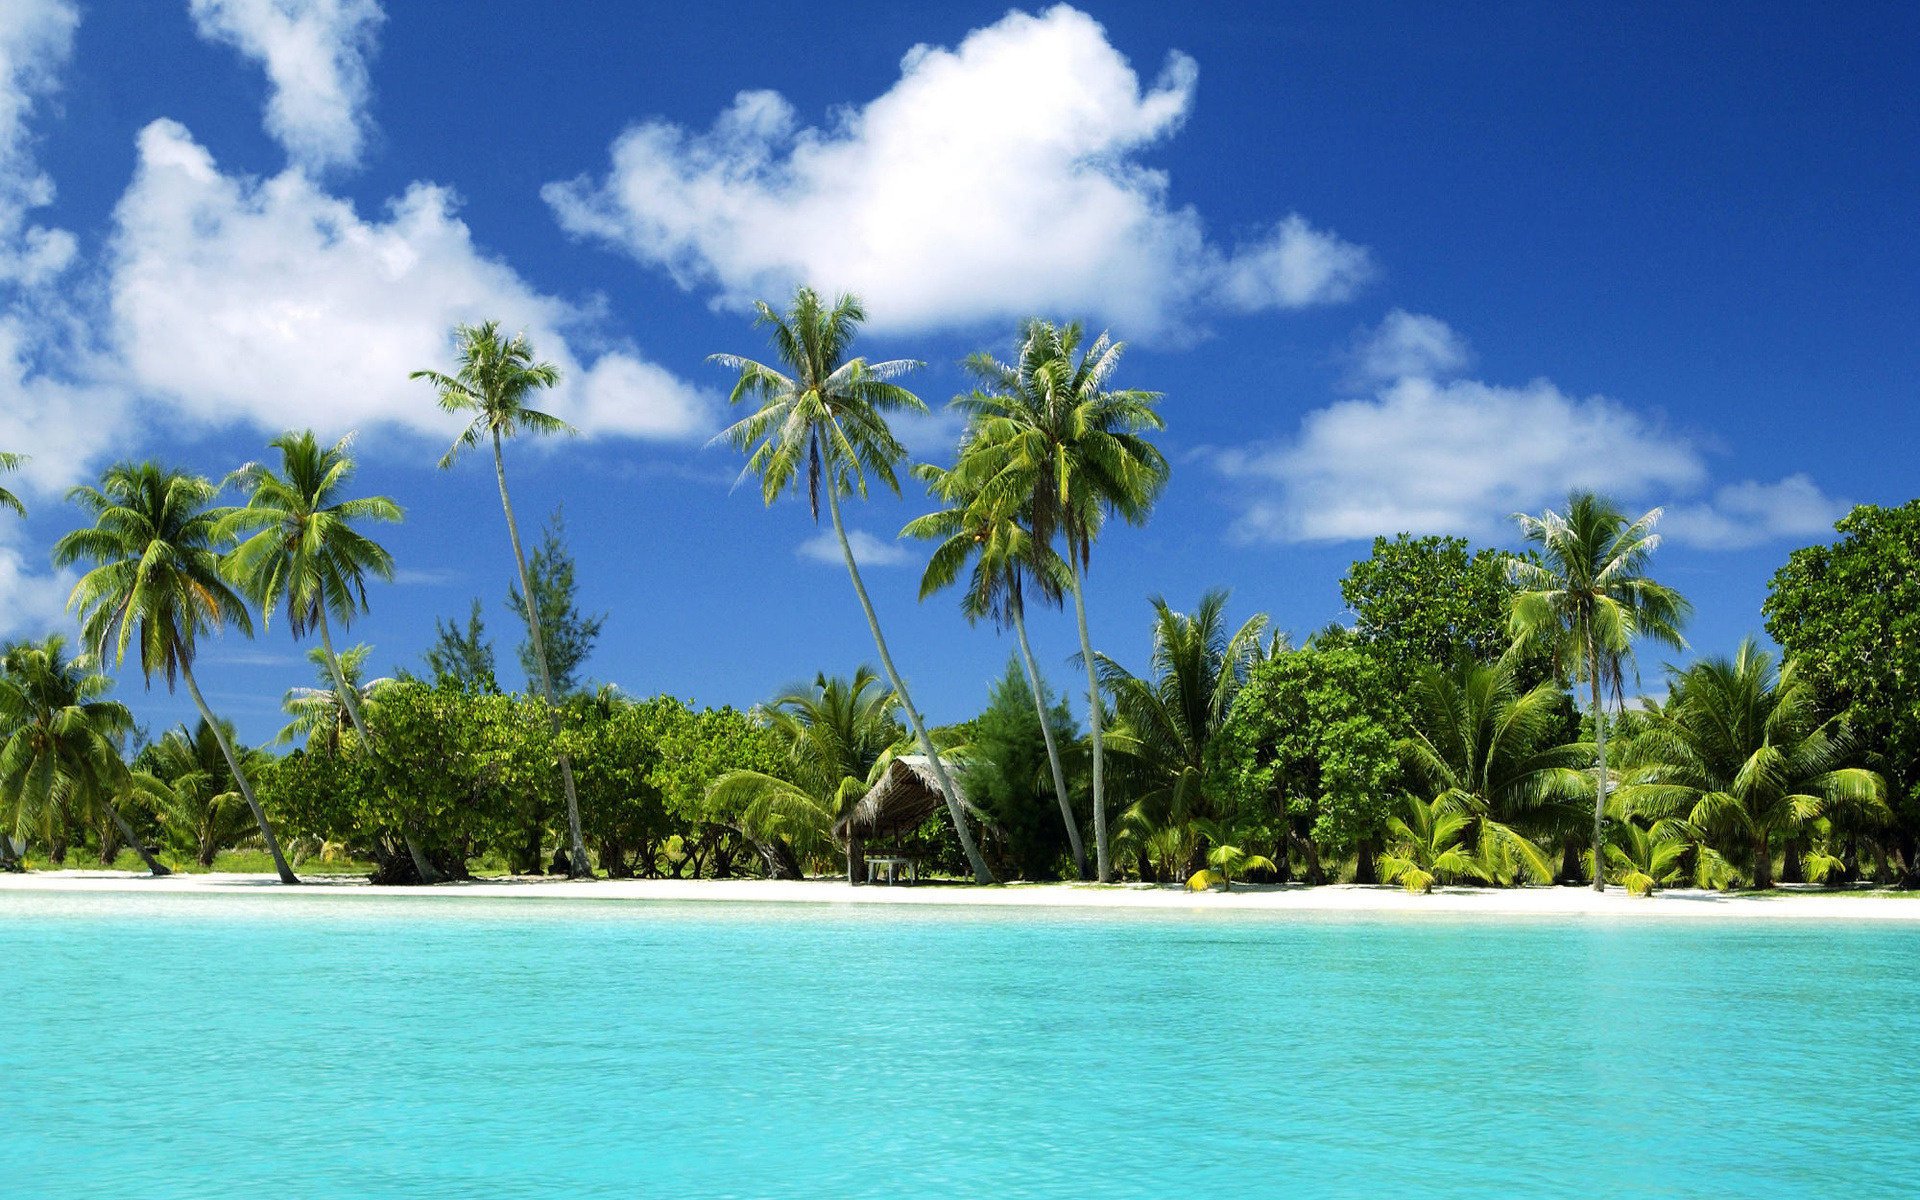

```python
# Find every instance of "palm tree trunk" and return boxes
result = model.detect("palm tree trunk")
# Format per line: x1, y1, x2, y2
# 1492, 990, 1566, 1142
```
1589, 645, 1608, 895
1012, 599, 1086, 879
825, 481, 993, 884
1068, 561, 1109, 881
1752, 830, 1773, 889
179, 660, 297, 885
105, 802, 169, 877
491, 433, 591, 878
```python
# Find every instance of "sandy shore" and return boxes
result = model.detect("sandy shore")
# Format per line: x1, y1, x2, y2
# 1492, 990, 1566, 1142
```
1, 870, 1916, 920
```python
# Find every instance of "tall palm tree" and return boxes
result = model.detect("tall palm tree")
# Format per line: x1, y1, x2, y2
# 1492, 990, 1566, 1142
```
0, 636, 168, 876
953, 319, 1168, 880
1397, 659, 1589, 886
0, 451, 27, 517
277, 644, 391, 750
221, 431, 401, 751
1617, 639, 1887, 888
1097, 590, 1269, 854
1508, 492, 1690, 892
710, 286, 993, 884
52, 462, 298, 883
707, 668, 907, 881
412, 322, 592, 877
904, 461, 1084, 876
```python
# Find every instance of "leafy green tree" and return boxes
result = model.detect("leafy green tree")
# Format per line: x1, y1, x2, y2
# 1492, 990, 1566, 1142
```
220, 430, 402, 749
710, 286, 992, 883
54, 462, 298, 883
414, 321, 591, 876
905, 461, 1083, 875
566, 689, 672, 877
966, 658, 1082, 880
0, 451, 26, 518
423, 599, 498, 692
1764, 501, 1920, 882
1212, 645, 1402, 882
1617, 639, 1886, 888
0, 637, 167, 875
139, 718, 270, 869
1397, 659, 1587, 885
651, 702, 786, 879
506, 507, 605, 695
1378, 794, 1482, 894
1509, 492, 1690, 892
951, 319, 1169, 881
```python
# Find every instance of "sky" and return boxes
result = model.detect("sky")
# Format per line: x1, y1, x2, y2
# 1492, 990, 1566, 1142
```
0, 0, 1914, 745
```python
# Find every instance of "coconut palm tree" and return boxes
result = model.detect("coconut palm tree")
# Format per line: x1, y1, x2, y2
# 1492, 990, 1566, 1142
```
0, 636, 168, 875
710, 286, 993, 884
706, 668, 907, 881
1378, 793, 1485, 894
139, 718, 265, 868
277, 644, 391, 750
1183, 819, 1277, 892
953, 319, 1168, 881
1097, 590, 1270, 857
0, 451, 27, 517
904, 461, 1085, 876
413, 322, 592, 877
1397, 659, 1588, 886
1616, 639, 1886, 888
221, 430, 401, 752
1508, 492, 1690, 892
52, 462, 298, 883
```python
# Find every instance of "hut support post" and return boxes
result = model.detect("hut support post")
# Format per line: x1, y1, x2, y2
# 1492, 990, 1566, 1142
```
846, 835, 863, 887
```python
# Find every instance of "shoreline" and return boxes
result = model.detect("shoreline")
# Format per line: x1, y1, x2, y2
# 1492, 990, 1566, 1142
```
2, 870, 1917, 920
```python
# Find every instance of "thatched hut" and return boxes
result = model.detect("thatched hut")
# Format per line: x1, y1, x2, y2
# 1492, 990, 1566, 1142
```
834, 755, 984, 884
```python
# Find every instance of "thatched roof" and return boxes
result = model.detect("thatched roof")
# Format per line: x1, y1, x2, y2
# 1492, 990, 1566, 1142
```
834, 755, 985, 843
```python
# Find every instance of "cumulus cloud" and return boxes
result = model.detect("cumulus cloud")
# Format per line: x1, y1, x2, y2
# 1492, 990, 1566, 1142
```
544, 4, 1369, 336
188, 0, 384, 173
797, 528, 908, 568
1216, 312, 1847, 549
106, 119, 712, 445
0, 0, 79, 285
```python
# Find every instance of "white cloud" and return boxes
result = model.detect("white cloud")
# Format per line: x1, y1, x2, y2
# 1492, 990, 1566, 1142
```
0, 539, 74, 640
1662, 475, 1847, 550
797, 528, 908, 568
105, 119, 712, 445
1216, 313, 1847, 549
188, 0, 384, 173
1351, 308, 1470, 382
543, 4, 1369, 336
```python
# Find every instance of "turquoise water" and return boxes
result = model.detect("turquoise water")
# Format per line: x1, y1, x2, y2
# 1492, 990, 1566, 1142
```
3, 892, 1917, 1197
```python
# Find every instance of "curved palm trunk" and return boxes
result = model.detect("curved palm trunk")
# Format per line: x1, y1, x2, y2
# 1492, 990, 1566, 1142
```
1068, 563, 1110, 881
825, 482, 993, 884
318, 612, 440, 884
105, 802, 169, 877
1012, 599, 1086, 879
179, 661, 297, 885
1588, 646, 1608, 895
491, 433, 590, 878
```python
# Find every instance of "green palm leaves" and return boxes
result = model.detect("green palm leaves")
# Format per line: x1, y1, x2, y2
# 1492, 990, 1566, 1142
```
0, 451, 27, 518
712, 286, 993, 884
52, 462, 297, 883
1379, 794, 1483, 894
1509, 491, 1690, 892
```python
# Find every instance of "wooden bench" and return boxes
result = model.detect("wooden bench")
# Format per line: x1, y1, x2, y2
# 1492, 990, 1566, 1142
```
864, 854, 918, 886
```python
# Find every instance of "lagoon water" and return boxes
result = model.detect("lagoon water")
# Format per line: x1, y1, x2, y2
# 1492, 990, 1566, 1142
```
3, 891, 1916, 1197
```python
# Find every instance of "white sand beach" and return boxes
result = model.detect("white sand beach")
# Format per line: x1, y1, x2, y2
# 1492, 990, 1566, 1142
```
2, 870, 1917, 920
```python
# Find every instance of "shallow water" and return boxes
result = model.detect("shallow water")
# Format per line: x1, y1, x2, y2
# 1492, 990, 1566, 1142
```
2, 891, 1916, 1197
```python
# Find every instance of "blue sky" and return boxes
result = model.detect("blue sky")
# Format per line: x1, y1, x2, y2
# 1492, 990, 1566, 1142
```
0, 0, 1914, 745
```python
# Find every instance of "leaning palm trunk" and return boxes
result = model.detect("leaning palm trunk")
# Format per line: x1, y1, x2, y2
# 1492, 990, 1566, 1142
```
104, 802, 169, 877
826, 483, 993, 884
179, 660, 297, 885
491, 432, 590, 878
1588, 638, 1607, 894
318, 611, 439, 883
1068, 563, 1110, 881
1012, 599, 1085, 879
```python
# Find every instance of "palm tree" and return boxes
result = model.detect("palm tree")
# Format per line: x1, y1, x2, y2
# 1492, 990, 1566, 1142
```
1378, 793, 1484, 894
52, 462, 298, 883
904, 461, 1085, 876
221, 430, 401, 752
706, 668, 907, 882
1098, 590, 1269, 862
277, 644, 391, 750
413, 322, 592, 877
710, 286, 993, 884
1183, 819, 1277, 892
1616, 639, 1886, 888
139, 718, 265, 868
1397, 659, 1588, 886
0, 451, 27, 517
953, 319, 1169, 880
0, 636, 168, 875
1508, 492, 1690, 892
